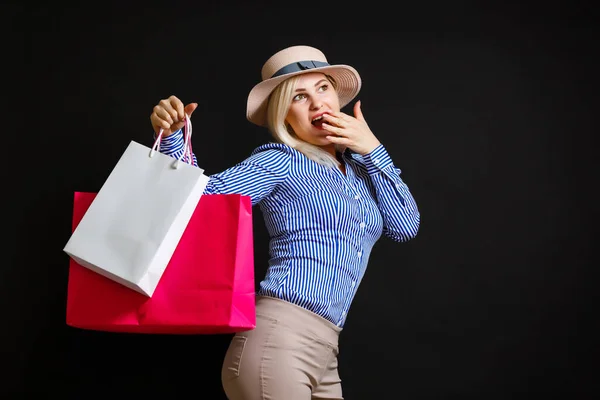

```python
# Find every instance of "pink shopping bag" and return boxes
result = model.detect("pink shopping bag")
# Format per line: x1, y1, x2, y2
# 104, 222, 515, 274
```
65, 191, 256, 334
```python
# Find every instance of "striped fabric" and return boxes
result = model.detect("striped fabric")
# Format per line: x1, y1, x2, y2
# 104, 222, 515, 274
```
158, 130, 420, 327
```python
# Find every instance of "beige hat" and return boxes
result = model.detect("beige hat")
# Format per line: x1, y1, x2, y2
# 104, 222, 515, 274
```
246, 45, 362, 126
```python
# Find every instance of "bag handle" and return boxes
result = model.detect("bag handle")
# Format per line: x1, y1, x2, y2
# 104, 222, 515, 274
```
150, 114, 194, 169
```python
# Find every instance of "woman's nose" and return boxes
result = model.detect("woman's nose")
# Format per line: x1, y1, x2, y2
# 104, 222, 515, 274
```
310, 100, 323, 110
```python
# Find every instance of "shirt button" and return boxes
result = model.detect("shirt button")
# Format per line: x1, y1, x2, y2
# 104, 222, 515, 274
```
354, 194, 360, 200
373, 158, 380, 164
351, 281, 356, 288
342, 310, 346, 316
357, 251, 362, 257
359, 222, 366, 228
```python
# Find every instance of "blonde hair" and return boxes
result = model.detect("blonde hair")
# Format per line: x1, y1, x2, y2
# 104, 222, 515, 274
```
266, 74, 342, 169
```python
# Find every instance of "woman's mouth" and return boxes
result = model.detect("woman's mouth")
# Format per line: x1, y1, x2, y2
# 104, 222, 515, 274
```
311, 115, 325, 127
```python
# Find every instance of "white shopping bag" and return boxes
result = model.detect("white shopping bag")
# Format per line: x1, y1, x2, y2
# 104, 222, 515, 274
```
64, 116, 208, 297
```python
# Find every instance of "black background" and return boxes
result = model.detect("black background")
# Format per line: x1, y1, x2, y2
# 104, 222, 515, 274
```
3, 1, 597, 398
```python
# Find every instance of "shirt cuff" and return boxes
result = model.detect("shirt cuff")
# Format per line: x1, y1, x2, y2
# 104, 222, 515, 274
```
154, 128, 182, 142
362, 144, 393, 175
154, 129, 184, 152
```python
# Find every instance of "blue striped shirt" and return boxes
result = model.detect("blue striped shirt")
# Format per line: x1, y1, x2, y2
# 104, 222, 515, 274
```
158, 130, 420, 327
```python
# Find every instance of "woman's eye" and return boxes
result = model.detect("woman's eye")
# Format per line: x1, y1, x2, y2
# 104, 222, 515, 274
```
318, 84, 329, 92
293, 93, 306, 101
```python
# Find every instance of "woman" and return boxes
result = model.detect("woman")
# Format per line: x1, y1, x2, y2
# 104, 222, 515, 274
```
149, 45, 420, 400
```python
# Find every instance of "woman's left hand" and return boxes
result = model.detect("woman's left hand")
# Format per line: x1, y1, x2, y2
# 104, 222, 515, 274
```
322, 100, 381, 155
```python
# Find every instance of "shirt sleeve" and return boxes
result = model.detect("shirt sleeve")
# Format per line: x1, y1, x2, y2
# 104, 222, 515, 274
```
158, 129, 291, 206
156, 128, 199, 166
360, 144, 420, 242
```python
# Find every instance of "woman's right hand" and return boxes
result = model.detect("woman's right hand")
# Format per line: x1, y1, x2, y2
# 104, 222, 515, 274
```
150, 95, 198, 137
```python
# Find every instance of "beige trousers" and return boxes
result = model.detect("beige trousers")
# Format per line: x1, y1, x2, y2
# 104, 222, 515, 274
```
221, 295, 344, 400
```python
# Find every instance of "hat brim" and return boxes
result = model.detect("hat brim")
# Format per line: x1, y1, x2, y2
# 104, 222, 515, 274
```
246, 64, 362, 127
